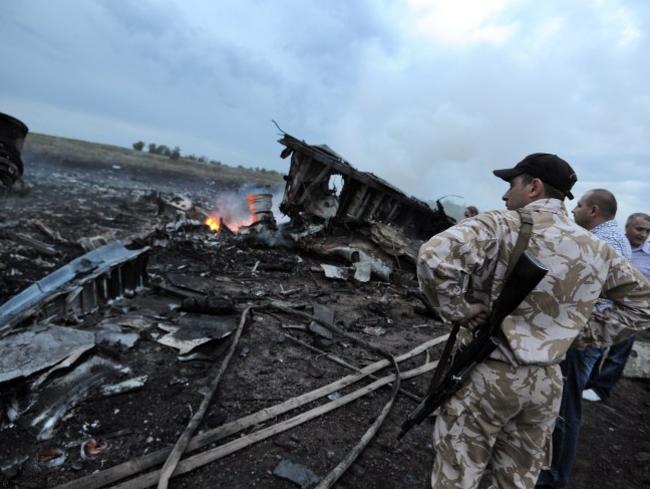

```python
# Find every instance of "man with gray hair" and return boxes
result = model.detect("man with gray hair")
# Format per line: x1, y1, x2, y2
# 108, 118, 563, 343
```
625, 212, 650, 276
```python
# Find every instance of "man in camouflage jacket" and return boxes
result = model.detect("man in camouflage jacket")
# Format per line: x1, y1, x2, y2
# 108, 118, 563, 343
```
417, 153, 650, 489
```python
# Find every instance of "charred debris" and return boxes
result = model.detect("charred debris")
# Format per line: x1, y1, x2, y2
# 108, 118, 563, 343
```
0, 128, 458, 488
0, 112, 28, 190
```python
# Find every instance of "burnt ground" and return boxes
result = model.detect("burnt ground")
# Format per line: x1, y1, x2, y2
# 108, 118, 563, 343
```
1, 155, 649, 489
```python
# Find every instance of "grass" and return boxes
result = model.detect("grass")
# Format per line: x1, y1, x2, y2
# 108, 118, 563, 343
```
22, 133, 285, 187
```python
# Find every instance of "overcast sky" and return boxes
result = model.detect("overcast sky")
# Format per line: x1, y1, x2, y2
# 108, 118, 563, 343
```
2, 0, 649, 220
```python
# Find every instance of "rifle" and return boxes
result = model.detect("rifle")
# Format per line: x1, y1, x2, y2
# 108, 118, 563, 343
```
398, 249, 547, 439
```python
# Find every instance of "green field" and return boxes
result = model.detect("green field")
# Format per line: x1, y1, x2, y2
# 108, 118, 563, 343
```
23, 133, 285, 187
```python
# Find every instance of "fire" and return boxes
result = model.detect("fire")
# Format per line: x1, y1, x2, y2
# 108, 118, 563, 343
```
203, 192, 270, 234
204, 214, 254, 233
204, 216, 221, 232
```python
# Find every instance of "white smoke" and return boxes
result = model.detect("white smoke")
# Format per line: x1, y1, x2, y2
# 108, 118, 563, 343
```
204, 183, 286, 230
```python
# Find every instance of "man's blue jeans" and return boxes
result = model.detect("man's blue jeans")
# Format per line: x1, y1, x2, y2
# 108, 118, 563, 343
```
537, 339, 636, 488
587, 336, 635, 400
536, 348, 599, 489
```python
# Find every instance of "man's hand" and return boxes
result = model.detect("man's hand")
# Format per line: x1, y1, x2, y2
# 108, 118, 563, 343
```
461, 303, 489, 329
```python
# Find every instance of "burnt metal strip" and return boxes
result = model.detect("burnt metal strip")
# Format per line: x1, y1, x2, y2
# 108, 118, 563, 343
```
0, 241, 149, 335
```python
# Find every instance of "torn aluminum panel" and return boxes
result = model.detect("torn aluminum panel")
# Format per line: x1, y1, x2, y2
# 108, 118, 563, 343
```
320, 264, 349, 280
0, 240, 149, 335
101, 315, 153, 331
324, 245, 391, 282
288, 224, 324, 241
99, 375, 147, 396
25, 356, 140, 440
308, 304, 334, 340
79, 235, 109, 251
156, 314, 238, 355
273, 459, 321, 489
0, 454, 28, 479
0, 325, 95, 384
278, 133, 455, 241
353, 261, 373, 283
94, 322, 140, 351
163, 193, 193, 212
363, 326, 387, 336
309, 243, 392, 282
3, 230, 58, 256
366, 221, 419, 265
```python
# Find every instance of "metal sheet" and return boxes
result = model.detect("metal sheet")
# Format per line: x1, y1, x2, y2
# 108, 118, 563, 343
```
0, 325, 95, 384
0, 241, 149, 333
156, 314, 238, 355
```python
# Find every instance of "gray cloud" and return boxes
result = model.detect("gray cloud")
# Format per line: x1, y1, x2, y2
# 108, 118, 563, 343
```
1, 0, 648, 220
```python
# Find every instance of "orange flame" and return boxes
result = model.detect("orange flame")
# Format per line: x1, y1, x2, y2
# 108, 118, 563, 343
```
205, 216, 221, 232
204, 215, 254, 233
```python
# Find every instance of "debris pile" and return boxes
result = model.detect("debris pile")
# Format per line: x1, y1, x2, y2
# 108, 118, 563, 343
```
0, 131, 456, 488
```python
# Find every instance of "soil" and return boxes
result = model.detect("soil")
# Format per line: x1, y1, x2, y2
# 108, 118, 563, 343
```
1, 155, 648, 489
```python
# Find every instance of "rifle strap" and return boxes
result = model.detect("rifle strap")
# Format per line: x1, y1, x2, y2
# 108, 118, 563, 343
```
505, 209, 534, 279
426, 208, 534, 391
428, 318, 461, 391
399, 208, 539, 438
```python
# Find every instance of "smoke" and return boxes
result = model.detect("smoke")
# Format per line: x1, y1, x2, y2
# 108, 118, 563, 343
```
240, 222, 294, 249
238, 182, 289, 224
204, 183, 287, 230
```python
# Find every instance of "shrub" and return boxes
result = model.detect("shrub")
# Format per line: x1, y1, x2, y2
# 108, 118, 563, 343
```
132, 141, 145, 151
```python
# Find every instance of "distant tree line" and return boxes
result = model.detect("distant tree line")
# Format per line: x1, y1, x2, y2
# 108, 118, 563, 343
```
132, 141, 180, 160
131, 140, 282, 176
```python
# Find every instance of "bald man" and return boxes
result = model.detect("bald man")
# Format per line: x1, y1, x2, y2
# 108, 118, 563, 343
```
584, 212, 650, 401
571, 189, 631, 255
537, 189, 631, 489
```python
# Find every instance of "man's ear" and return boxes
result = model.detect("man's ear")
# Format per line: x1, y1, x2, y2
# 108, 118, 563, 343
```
529, 177, 545, 198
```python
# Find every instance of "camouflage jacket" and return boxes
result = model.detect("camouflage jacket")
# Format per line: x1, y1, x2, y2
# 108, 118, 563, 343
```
418, 198, 650, 366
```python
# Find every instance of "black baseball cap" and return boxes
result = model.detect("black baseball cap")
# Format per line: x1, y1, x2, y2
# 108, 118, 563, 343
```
493, 153, 577, 200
